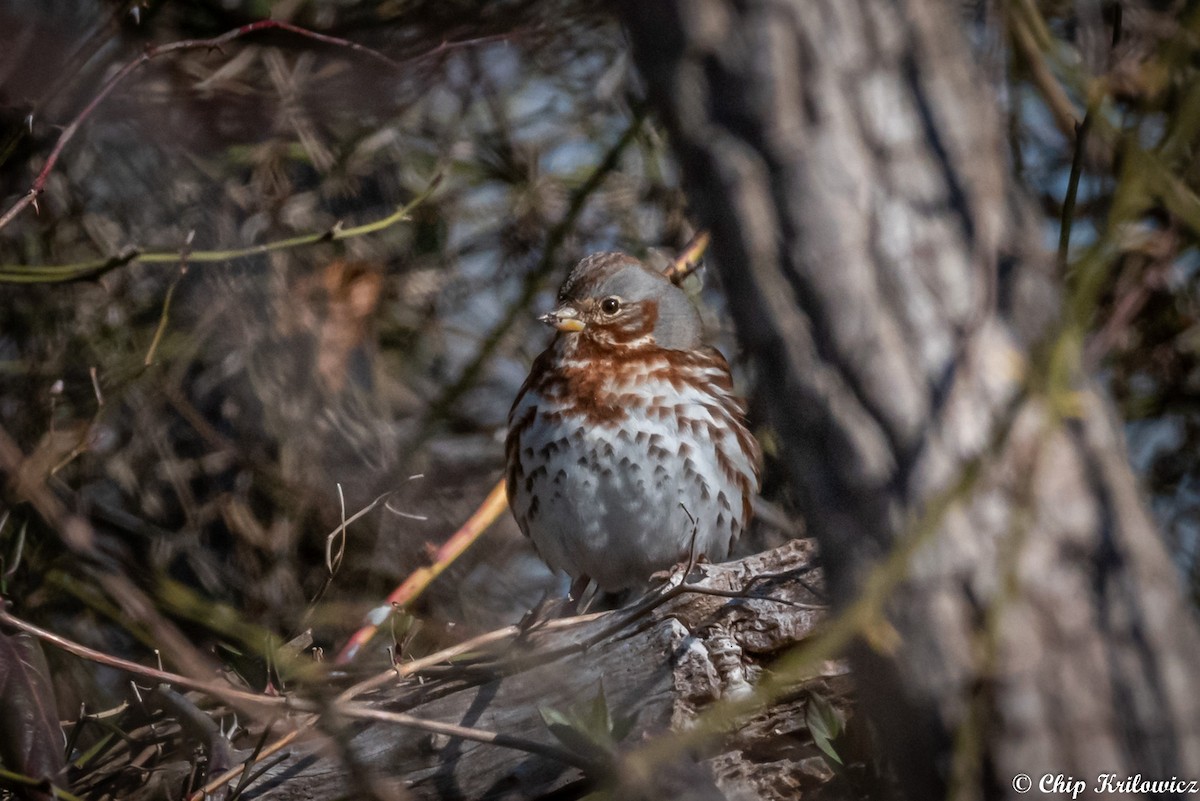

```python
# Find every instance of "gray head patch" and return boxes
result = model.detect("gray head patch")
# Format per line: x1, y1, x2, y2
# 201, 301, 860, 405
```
558, 252, 702, 350
558, 252, 640, 303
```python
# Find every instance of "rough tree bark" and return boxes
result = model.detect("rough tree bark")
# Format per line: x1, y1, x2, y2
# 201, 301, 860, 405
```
616, 0, 1200, 798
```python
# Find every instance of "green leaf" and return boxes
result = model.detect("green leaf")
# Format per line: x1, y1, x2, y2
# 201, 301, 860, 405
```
537, 705, 573, 731
586, 683, 612, 736
611, 709, 640, 743
543, 719, 606, 758
805, 692, 844, 766
538, 683, 634, 762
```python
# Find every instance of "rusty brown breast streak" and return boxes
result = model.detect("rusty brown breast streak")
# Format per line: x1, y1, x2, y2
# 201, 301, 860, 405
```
507, 292, 762, 535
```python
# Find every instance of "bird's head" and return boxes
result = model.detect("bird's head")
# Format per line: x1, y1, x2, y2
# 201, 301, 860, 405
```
540, 252, 702, 352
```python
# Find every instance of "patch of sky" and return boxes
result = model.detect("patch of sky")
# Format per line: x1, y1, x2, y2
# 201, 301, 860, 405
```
1051, 216, 1099, 259
445, 182, 512, 251
424, 84, 464, 128
540, 138, 603, 179
1151, 474, 1200, 577
439, 249, 524, 370
475, 42, 522, 86
1039, 218, 1060, 253
1137, 112, 1167, 151
1127, 416, 1185, 474
1046, 165, 1105, 207
1169, 248, 1200, 289
508, 82, 573, 143
1014, 85, 1069, 178
1127, 370, 1160, 402
441, 50, 473, 88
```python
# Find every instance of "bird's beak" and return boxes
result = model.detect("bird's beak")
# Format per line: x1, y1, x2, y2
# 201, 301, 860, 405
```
538, 306, 585, 333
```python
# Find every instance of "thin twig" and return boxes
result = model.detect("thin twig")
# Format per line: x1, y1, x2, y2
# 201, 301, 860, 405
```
0, 175, 442, 283
144, 241, 191, 366
186, 729, 301, 801
336, 479, 509, 663
335, 611, 607, 703
1058, 110, 1094, 270
0, 607, 289, 712
336, 703, 596, 772
1008, 0, 1079, 141
302, 490, 397, 623
661, 230, 711, 285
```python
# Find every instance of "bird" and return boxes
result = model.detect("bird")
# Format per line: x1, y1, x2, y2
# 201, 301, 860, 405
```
505, 251, 762, 595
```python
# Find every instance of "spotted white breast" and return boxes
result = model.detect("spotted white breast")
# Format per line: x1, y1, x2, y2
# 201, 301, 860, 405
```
506, 346, 760, 591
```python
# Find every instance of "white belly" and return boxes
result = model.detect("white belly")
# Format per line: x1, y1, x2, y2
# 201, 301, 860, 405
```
509, 374, 755, 591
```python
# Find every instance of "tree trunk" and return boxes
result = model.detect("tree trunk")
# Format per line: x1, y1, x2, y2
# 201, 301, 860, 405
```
616, 0, 1200, 797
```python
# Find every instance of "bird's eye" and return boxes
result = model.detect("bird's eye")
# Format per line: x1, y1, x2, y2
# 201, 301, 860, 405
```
600, 297, 621, 315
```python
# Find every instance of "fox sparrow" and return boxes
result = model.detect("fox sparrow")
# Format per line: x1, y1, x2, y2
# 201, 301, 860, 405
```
506, 252, 762, 592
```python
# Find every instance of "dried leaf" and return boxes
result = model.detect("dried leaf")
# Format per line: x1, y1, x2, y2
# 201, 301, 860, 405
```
0, 630, 65, 786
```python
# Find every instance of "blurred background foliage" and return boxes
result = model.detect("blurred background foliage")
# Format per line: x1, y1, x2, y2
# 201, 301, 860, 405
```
2, 0, 789, 722
0, 0, 1199, 792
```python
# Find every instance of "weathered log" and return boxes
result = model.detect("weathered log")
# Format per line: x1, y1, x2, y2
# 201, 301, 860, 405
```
137, 540, 843, 801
